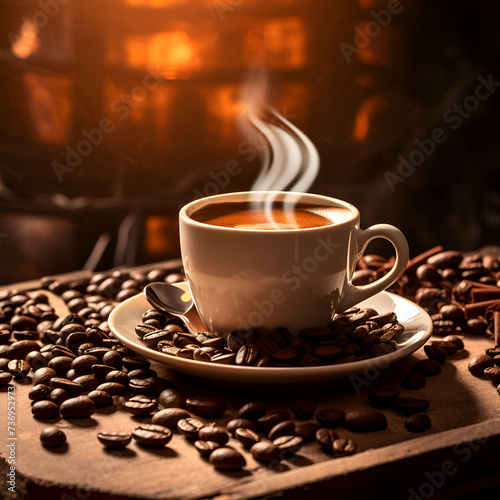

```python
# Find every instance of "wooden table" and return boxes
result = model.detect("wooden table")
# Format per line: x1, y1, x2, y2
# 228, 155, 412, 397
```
1, 263, 500, 500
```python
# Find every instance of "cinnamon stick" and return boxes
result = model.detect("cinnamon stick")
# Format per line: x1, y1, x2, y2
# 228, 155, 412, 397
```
405, 246, 444, 275
494, 310, 500, 347
470, 288, 500, 303
464, 299, 500, 318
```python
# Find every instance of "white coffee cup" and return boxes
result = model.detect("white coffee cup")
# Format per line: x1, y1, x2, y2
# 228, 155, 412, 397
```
179, 191, 409, 336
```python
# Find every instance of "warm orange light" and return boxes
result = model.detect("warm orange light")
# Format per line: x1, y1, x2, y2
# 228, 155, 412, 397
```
121, 31, 197, 79
246, 17, 306, 69
126, 0, 184, 7
353, 95, 384, 143
11, 20, 40, 59
23, 73, 72, 145
204, 85, 245, 138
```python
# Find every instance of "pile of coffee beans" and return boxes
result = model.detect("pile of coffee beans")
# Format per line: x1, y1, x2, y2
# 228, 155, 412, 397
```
355, 247, 500, 394
136, 307, 405, 367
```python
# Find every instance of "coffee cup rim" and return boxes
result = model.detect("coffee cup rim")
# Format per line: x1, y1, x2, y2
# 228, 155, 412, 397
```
179, 191, 359, 232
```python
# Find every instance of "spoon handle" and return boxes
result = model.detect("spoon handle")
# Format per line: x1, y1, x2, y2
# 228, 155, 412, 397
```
181, 307, 208, 335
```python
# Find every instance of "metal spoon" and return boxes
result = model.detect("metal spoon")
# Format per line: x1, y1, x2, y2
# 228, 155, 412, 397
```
144, 282, 206, 335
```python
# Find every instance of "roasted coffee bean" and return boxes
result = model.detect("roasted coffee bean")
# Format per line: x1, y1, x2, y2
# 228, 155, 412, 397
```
177, 417, 206, 439
102, 350, 122, 369
271, 327, 292, 348
198, 424, 229, 445
237, 401, 266, 421
258, 411, 290, 433
13, 330, 38, 341
235, 428, 261, 448
72, 355, 99, 373
8, 359, 30, 378
300, 327, 332, 342
273, 435, 303, 455
396, 396, 430, 415
60, 396, 96, 418
192, 348, 211, 362
424, 345, 448, 363
268, 420, 295, 441
211, 352, 236, 364
430, 341, 458, 356
7, 340, 40, 360
463, 318, 488, 335
81, 347, 109, 361
127, 368, 157, 380
32, 367, 57, 386
29, 384, 52, 402
194, 440, 221, 458
97, 432, 132, 449
48, 356, 74, 374
442, 335, 464, 350
40, 426, 66, 448
128, 378, 153, 395
152, 408, 191, 429
313, 345, 343, 363
483, 367, 500, 383
50, 388, 69, 406
468, 355, 494, 376
91, 364, 116, 378
332, 438, 357, 457
209, 447, 246, 471
0, 371, 13, 387
186, 397, 226, 418
250, 440, 280, 463
292, 399, 317, 420
486, 346, 500, 358
132, 424, 173, 447
343, 408, 387, 432
226, 418, 258, 436
124, 395, 157, 415
412, 359, 442, 377
50, 377, 84, 395
405, 413, 431, 433
105, 370, 130, 386
66, 332, 89, 353
11, 314, 37, 331
0, 357, 9, 370
235, 344, 260, 366
316, 427, 339, 452
122, 357, 150, 371
256, 337, 280, 356
300, 353, 322, 366
494, 355, 500, 367
87, 390, 113, 407
427, 250, 462, 269
370, 342, 396, 357
32, 400, 60, 419
316, 408, 345, 428
159, 388, 186, 408
73, 374, 100, 392
272, 348, 300, 365
294, 422, 321, 443
402, 372, 427, 390
24, 351, 47, 370
95, 382, 127, 396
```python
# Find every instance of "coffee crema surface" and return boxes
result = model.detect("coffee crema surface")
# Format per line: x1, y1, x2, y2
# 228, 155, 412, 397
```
191, 202, 352, 230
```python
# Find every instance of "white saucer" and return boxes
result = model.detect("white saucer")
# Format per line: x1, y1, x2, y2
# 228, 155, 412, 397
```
108, 283, 432, 386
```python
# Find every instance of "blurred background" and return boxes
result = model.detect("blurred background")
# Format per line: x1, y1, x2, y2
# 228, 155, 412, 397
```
0, 0, 499, 284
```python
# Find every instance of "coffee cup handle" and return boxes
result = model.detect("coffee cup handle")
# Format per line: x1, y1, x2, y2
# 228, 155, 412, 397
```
336, 224, 409, 313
